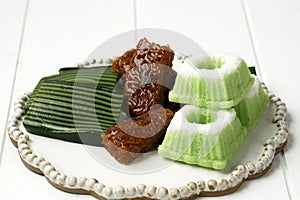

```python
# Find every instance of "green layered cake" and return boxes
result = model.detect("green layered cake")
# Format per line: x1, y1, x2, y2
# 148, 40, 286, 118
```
169, 53, 254, 109
235, 75, 269, 130
23, 66, 124, 146
158, 105, 247, 170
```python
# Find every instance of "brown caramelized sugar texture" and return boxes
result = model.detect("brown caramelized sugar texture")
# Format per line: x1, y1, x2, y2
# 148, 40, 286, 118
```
112, 49, 136, 74
112, 38, 175, 116
125, 63, 176, 116
101, 108, 174, 164
112, 38, 174, 74
127, 83, 165, 117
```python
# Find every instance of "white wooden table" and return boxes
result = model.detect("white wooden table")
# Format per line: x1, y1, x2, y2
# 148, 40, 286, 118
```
0, 0, 298, 199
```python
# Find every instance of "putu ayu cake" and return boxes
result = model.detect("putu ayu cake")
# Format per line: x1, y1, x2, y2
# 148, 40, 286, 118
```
169, 53, 254, 109
159, 53, 253, 169
158, 105, 247, 170
235, 75, 269, 130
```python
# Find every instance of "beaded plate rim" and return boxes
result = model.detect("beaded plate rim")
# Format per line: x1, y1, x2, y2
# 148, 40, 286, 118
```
7, 71, 288, 199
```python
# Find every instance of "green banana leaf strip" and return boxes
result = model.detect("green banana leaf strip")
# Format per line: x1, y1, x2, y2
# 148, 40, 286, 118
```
23, 66, 124, 146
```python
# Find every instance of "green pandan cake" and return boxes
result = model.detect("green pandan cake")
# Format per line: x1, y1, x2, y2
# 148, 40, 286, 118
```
158, 105, 247, 170
169, 53, 254, 109
235, 75, 269, 130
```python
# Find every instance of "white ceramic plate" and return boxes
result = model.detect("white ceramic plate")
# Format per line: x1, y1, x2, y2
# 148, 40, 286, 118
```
7, 82, 288, 199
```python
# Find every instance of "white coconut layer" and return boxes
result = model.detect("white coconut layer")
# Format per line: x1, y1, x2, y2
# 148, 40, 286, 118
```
172, 53, 244, 81
245, 75, 260, 99
167, 105, 236, 135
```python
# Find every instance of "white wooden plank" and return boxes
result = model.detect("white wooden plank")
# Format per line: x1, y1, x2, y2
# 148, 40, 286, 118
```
14, 0, 135, 94
244, 0, 300, 199
136, 0, 257, 66
136, 0, 290, 199
0, 0, 27, 149
0, 0, 134, 199
0, 0, 293, 199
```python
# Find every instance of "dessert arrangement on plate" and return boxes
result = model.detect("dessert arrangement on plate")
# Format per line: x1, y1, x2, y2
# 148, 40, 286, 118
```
7, 37, 288, 199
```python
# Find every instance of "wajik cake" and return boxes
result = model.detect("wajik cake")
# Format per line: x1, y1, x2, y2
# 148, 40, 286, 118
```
112, 38, 174, 74
112, 38, 176, 116
101, 108, 174, 164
